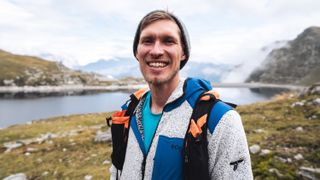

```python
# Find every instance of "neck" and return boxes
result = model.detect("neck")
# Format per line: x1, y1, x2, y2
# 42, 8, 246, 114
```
148, 76, 180, 114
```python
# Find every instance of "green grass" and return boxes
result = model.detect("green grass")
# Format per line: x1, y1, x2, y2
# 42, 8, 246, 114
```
0, 112, 113, 179
239, 93, 320, 179
0, 93, 319, 179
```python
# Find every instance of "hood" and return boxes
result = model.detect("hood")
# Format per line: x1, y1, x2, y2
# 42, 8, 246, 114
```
164, 78, 212, 112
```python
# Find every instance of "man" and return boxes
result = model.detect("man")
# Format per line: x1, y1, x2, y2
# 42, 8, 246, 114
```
110, 10, 253, 179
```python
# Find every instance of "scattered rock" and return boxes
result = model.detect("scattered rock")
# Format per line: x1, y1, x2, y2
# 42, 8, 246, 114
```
36, 133, 58, 144
94, 131, 111, 143
260, 149, 271, 156
276, 156, 287, 163
287, 158, 292, 163
313, 98, 320, 106
299, 166, 320, 180
310, 115, 318, 120
4, 142, 24, 152
84, 175, 92, 180
62, 148, 67, 152
249, 144, 261, 154
295, 126, 304, 132
42, 171, 49, 176
103, 160, 111, 165
3, 79, 16, 86
294, 153, 304, 160
269, 168, 283, 177
25, 147, 38, 153
25, 152, 31, 156
291, 101, 305, 107
3, 173, 27, 180
254, 129, 265, 133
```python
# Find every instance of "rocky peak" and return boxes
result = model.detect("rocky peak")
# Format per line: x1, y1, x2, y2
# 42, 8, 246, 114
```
246, 26, 320, 85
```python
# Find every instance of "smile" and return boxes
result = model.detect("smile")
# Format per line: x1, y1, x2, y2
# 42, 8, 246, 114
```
147, 61, 169, 68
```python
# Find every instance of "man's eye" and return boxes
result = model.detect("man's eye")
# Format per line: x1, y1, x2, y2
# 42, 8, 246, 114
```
141, 38, 153, 44
163, 38, 176, 45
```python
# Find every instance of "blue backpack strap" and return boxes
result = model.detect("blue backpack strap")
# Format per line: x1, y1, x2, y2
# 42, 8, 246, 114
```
207, 101, 234, 134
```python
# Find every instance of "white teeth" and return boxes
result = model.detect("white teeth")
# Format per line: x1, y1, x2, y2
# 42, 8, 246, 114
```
148, 62, 167, 68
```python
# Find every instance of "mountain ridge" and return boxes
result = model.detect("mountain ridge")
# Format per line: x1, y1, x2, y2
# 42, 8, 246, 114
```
246, 26, 320, 85
0, 49, 102, 86
77, 58, 234, 82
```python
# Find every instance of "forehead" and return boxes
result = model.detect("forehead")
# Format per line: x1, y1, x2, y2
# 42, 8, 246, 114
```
140, 20, 181, 38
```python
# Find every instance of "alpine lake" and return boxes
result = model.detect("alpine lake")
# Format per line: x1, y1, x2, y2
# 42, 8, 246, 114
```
0, 87, 290, 128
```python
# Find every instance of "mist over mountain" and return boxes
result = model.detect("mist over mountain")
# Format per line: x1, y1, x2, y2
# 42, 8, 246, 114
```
223, 40, 288, 83
246, 26, 320, 85
76, 58, 234, 82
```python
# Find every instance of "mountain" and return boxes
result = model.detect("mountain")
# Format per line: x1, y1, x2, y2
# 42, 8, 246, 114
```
0, 49, 102, 86
246, 26, 320, 85
181, 61, 233, 82
76, 58, 141, 79
77, 58, 233, 82
223, 40, 289, 83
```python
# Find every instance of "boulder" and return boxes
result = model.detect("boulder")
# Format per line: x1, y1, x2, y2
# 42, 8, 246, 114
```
249, 144, 261, 154
313, 98, 320, 106
295, 127, 304, 132
299, 166, 320, 180
269, 168, 283, 178
3, 142, 23, 152
94, 131, 111, 143
260, 149, 271, 156
291, 101, 305, 107
294, 154, 304, 160
3, 173, 27, 180
84, 175, 92, 180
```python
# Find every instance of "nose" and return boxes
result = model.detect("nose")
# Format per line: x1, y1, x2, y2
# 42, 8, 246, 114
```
150, 41, 164, 58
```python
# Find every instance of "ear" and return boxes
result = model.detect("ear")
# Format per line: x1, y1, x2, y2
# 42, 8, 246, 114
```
134, 52, 140, 61
181, 54, 186, 61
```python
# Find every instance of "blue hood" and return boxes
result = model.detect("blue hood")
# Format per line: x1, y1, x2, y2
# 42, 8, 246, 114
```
163, 78, 212, 112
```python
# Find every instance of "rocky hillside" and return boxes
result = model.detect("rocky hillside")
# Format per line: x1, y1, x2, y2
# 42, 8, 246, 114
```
0, 49, 103, 86
246, 26, 320, 85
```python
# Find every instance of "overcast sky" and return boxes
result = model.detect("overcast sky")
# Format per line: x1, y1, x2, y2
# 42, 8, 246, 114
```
0, 0, 319, 67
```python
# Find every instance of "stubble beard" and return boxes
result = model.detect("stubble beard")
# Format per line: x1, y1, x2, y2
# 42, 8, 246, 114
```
142, 67, 180, 86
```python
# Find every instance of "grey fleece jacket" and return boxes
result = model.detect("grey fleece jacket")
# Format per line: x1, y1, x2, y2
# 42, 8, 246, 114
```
110, 78, 253, 180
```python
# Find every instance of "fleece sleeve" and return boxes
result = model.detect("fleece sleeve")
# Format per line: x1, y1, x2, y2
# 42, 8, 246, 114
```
207, 110, 253, 180
109, 164, 120, 180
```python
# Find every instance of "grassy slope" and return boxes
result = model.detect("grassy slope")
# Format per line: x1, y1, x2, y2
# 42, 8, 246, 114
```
239, 93, 320, 179
0, 50, 60, 79
0, 93, 319, 179
0, 113, 113, 179
0, 49, 99, 86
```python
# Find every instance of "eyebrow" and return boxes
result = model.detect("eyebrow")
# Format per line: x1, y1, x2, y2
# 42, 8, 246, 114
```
140, 34, 179, 42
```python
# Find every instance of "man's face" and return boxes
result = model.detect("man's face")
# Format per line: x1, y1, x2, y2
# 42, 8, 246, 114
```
136, 20, 185, 86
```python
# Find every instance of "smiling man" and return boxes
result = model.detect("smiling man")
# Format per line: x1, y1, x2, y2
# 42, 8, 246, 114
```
109, 10, 253, 180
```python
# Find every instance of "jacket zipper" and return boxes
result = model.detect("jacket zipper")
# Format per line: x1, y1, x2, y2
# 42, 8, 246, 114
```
140, 111, 163, 179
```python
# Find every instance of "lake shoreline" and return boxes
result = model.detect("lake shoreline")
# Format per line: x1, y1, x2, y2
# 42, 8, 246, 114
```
0, 83, 305, 93
0, 84, 148, 94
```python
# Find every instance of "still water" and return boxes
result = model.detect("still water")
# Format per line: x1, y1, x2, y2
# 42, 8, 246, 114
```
0, 88, 286, 128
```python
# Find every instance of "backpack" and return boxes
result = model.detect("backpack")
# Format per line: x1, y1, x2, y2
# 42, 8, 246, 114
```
106, 88, 236, 180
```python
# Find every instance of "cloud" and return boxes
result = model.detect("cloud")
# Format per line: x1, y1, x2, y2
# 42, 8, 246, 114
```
0, 0, 319, 67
